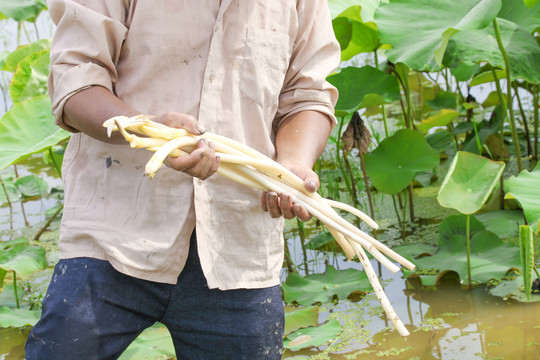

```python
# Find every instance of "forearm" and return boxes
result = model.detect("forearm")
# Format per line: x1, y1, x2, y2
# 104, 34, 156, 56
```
63, 86, 140, 144
275, 110, 334, 168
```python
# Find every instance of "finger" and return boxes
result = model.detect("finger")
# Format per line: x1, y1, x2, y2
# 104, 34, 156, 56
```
266, 192, 282, 218
260, 192, 269, 212
279, 193, 296, 220
154, 112, 206, 135
304, 174, 320, 193
293, 203, 312, 222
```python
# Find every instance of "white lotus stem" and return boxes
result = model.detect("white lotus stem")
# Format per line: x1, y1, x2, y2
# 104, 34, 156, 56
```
350, 240, 410, 337
145, 137, 199, 178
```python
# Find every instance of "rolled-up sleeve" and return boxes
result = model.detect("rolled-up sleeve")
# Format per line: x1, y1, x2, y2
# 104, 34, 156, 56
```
274, 0, 341, 131
47, 0, 129, 131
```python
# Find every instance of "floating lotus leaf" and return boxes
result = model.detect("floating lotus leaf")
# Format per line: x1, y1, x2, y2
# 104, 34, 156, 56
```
437, 151, 505, 215
282, 265, 372, 305
0, 176, 21, 204
327, 66, 401, 117
406, 215, 521, 286
504, 162, 540, 233
119, 323, 175, 360
443, 18, 540, 84
283, 319, 342, 350
364, 129, 440, 195
0, 307, 41, 328
284, 306, 319, 336
375, 0, 501, 71
0, 95, 70, 170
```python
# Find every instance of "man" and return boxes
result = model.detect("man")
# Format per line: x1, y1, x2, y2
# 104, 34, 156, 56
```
26, 1, 340, 359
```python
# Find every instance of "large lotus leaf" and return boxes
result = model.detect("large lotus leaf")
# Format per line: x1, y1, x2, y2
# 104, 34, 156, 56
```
451, 63, 482, 82
327, 66, 401, 117
364, 129, 440, 195
283, 319, 342, 350
284, 306, 319, 336
504, 162, 540, 233
9, 49, 49, 103
476, 210, 525, 239
282, 265, 372, 305
406, 216, 521, 286
374, 0, 501, 71
0, 307, 41, 327
437, 151, 505, 215
498, 0, 540, 33
0, 95, 71, 170
119, 323, 175, 360
443, 18, 540, 84
0, 242, 48, 277
2, 39, 50, 72
417, 109, 460, 133
0, 0, 46, 22
333, 6, 379, 60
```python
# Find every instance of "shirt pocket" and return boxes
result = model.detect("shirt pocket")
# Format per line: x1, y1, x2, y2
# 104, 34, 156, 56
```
240, 27, 292, 108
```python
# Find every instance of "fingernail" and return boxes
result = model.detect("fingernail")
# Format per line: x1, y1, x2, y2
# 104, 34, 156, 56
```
294, 204, 301, 212
196, 124, 206, 134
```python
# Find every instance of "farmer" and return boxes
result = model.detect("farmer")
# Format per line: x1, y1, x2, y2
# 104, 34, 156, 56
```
25, 1, 340, 359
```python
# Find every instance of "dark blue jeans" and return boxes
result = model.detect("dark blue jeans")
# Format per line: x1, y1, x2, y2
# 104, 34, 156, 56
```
25, 233, 284, 360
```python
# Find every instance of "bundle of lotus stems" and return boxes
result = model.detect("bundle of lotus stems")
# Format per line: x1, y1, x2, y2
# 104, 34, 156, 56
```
103, 115, 415, 337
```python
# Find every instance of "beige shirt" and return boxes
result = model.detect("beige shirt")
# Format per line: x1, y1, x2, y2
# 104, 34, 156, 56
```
48, 0, 340, 289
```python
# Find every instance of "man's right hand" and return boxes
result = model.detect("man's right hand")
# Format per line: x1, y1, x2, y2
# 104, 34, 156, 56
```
150, 112, 220, 180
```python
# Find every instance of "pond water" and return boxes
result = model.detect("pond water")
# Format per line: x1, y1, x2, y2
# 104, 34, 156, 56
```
1, 156, 539, 360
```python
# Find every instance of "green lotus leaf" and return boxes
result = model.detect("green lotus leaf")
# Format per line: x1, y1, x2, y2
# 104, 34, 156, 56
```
524, 0, 538, 7
498, 0, 540, 33
327, 66, 401, 117
437, 151, 505, 214
426, 91, 458, 111
476, 210, 525, 239
406, 215, 521, 286
375, 0, 501, 71
0, 95, 71, 170
328, 0, 382, 21
283, 319, 342, 350
364, 129, 440, 195
443, 18, 540, 84
2, 38, 50, 72
119, 323, 175, 360
504, 162, 540, 233
470, 69, 507, 87
10, 49, 50, 104
0, 307, 41, 328
0, 176, 22, 204
284, 306, 319, 336
488, 274, 540, 302
450, 62, 481, 82
14, 174, 48, 197
332, 6, 379, 60
282, 265, 372, 305
0, 0, 46, 22
425, 130, 453, 152
0, 241, 48, 277
417, 109, 460, 133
